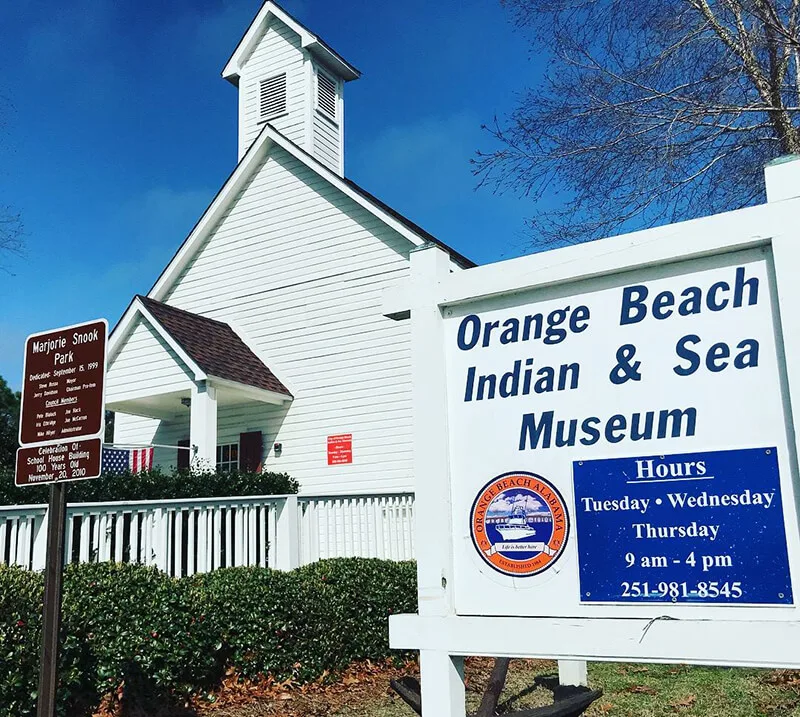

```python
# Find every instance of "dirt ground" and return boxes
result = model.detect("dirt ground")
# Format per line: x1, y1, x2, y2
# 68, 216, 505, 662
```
180, 658, 800, 717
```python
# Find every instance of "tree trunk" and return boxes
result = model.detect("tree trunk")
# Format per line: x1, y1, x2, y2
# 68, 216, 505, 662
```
476, 658, 511, 717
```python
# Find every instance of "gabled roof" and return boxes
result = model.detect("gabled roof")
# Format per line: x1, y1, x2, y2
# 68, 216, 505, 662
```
109, 296, 292, 402
222, 0, 360, 85
147, 123, 475, 301
137, 296, 292, 398
341, 177, 477, 270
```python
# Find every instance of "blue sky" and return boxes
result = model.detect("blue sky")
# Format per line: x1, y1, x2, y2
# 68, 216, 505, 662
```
0, 0, 543, 389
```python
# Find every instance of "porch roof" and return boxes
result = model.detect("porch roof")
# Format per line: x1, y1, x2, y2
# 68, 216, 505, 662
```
136, 296, 293, 399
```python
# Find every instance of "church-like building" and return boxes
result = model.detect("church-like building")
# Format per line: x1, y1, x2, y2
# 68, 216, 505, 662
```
106, 1, 473, 494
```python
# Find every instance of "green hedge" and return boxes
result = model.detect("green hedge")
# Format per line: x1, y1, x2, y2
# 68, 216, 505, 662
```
0, 558, 417, 716
0, 467, 298, 506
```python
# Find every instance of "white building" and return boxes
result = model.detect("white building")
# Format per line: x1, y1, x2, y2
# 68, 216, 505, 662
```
106, 1, 473, 495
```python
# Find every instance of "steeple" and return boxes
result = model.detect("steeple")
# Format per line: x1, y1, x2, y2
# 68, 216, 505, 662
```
222, 1, 360, 175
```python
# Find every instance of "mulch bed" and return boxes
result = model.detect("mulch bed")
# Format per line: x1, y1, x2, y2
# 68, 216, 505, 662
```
90, 656, 555, 717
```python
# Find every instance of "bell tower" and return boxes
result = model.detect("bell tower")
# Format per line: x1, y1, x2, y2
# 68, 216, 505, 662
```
222, 1, 360, 175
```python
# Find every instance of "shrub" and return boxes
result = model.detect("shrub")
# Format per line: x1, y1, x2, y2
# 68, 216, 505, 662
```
191, 568, 316, 681
0, 467, 298, 506
0, 558, 417, 717
192, 559, 417, 682
62, 563, 222, 699
0, 566, 43, 716
296, 559, 417, 670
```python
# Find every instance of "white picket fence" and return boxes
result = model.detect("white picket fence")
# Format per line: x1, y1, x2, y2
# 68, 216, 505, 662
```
0, 492, 415, 576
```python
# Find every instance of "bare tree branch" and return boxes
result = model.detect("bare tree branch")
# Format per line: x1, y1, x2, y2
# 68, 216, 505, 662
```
477, 0, 800, 245
0, 207, 23, 259
0, 95, 24, 265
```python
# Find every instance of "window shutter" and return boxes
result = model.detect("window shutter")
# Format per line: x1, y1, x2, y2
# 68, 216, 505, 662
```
177, 439, 190, 471
259, 73, 287, 120
317, 71, 337, 120
239, 431, 263, 473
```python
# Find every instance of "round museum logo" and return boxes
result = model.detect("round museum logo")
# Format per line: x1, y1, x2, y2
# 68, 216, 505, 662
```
470, 471, 569, 577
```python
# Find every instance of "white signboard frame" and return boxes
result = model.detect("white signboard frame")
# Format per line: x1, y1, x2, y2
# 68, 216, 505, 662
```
387, 165, 800, 716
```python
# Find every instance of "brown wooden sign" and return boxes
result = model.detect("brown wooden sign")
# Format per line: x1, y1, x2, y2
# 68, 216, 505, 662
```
15, 438, 102, 487
19, 320, 108, 447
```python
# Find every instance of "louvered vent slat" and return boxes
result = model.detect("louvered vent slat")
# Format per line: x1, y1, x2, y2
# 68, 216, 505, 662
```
317, 71, 337, 120
259, 73, 287, 120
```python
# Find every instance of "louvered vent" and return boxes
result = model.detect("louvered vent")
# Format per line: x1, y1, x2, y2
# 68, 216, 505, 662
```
317, 71, 337, 120
259, 73, 287, 120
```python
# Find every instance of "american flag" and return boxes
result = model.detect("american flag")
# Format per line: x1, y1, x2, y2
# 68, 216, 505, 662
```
102, 446, 154, 474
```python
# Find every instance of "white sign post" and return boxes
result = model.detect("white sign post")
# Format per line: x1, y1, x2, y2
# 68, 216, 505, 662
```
388, 158, 800, 717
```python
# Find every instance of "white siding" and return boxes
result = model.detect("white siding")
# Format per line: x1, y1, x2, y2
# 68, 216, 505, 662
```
114, 413, 160, 447
239, 18, 306, 159
114, 413, 189, 470
313, 112, 340, 174
152, 417, 189, 470
106, 318, 193, 403
155, 145, 416, 493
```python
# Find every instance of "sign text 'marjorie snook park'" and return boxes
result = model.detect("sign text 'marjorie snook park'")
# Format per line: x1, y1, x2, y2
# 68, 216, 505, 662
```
19, 320, 107, 447
456, 264, 758, 449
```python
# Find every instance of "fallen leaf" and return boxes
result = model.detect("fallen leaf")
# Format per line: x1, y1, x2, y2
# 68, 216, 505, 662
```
671, 694, 696, 709
625, 685, 657, 695
766, 670, 800, 686
598, 703, 614, 713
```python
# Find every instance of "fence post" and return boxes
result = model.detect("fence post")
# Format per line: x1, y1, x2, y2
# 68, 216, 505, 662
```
274, 496, 300, 571
32, 512, 48, 571
153, 508, 165, 571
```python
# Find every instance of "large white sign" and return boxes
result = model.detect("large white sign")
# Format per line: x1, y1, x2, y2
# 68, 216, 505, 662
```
389, 164, 800, 717
445, 248, 799, 621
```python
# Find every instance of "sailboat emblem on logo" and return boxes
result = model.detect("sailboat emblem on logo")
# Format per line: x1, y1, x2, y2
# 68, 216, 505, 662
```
470, 471, 569, 577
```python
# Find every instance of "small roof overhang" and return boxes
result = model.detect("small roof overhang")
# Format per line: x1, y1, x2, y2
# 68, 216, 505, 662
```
222, 0, 361, 85
108, 296, 293, 415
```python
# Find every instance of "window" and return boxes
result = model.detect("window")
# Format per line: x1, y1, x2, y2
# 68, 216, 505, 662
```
316, 70, 337, 121
216, 443, 239, 472
259, 73, 287, 121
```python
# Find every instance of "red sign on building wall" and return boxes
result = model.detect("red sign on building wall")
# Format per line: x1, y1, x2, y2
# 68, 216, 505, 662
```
327, 434, 353, 465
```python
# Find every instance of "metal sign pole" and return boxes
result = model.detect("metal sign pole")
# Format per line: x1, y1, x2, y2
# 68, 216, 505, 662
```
36, 481, 68, 717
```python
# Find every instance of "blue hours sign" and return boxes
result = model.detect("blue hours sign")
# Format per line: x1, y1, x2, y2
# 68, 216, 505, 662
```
573, 447, 792, 605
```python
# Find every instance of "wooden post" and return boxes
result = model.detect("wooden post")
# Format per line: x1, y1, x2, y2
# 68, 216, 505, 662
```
409, 245, 466, 717
764, 155, 800, 202
32, 511, 48, 571
36, 481, 68, 717
274, 495, 300, 571
420, 651, 465, 717
559, 660, 589, 687
189, 382, 217, 471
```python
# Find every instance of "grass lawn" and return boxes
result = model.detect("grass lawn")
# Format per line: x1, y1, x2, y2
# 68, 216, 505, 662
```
213, 659, 800, 716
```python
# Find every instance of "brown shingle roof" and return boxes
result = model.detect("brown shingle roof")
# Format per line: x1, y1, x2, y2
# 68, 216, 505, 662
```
137, 296, 292, 398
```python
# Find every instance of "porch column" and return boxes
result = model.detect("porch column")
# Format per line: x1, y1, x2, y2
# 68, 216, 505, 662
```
190, 381, 217, 472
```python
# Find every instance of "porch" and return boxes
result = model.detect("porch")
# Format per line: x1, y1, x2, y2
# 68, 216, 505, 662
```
106, 295, 293, 471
